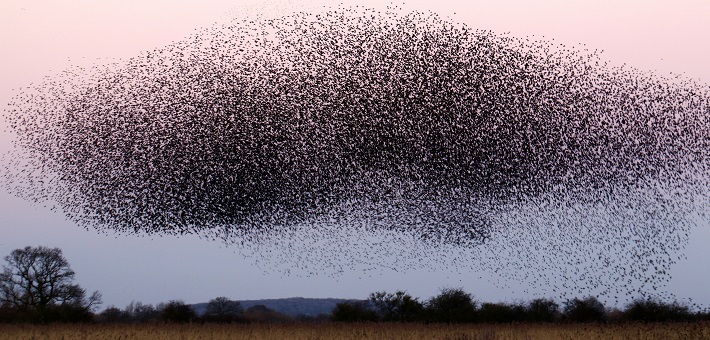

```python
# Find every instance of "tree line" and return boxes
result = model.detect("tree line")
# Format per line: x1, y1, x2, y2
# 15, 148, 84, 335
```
86, 290, 710, 324
2, 246, 708, 324
332, 289, 708, 323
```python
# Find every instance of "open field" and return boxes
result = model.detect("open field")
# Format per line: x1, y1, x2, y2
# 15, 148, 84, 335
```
1, 323, 709, 340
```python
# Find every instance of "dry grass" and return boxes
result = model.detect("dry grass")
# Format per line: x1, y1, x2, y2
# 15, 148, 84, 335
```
0, 322, 709, 340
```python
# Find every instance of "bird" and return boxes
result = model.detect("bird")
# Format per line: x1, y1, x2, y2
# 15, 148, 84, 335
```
3, 3, 708, 306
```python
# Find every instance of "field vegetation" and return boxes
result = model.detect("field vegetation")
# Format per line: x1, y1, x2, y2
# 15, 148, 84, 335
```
1, 322, 709, 340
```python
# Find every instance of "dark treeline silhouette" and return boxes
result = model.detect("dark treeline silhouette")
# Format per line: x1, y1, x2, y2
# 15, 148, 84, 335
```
86, 290, 707, 324
93, 298, 308, 324
331, 289, 707, 324
1, 247, 708, 324
3, 288, 709, 324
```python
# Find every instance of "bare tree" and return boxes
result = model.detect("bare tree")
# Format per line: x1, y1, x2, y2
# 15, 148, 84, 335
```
562, 296, 606, 322
125, 301, 159, 322
369, 290, 424, 322
0, 246, 101, 320
204, 296, 242, 322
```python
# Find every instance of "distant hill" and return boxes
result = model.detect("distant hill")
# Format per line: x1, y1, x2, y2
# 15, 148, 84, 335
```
192, 297, 358, 317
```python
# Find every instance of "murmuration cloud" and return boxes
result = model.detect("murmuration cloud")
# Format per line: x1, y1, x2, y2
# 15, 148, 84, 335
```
3, 6, 709, 301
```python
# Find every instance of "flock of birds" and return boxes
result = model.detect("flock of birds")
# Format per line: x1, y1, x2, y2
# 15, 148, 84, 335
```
3, 5, 710, 304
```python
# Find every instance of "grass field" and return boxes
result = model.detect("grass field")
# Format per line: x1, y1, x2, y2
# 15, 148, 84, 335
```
1, 322, 709, 340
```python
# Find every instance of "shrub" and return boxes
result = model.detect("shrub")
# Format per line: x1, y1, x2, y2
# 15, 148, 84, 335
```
478, 302, 526, 323
331, 301, 378, 322
99, 306, 131, 323
563, 296, 605, 323
125, 301, 160, 323
159, 300, 196, 323
426, 288, 477, 323
624, 298, 692, 322
526, 298, 559, 322
369, 291, 425, 322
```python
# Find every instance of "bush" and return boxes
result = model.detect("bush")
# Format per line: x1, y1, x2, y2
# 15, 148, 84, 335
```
369, 291, 425, 322
426, 288, 477, 323
99, 306, 131, 323
125, 301, 160, 323
42, 304, 94, 323
526, 298, 559, 322
331, 301, 378, 322
0, 304, 94, 323
478, 302, 526, 323
159, 300, 196, 323
624, 298, 692, 322
563, 296, 606, 323
0, 306, 35, 323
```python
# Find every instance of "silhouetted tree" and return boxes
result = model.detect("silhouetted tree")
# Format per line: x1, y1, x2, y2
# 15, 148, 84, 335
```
526, 298, 559, 322
331, 301, 378, 322
478, 302, 526, 323
99, 306, 130, 323
125, 301, 159, 323
369, 290, 424, 322
624, 298, 692, 322
563, 296, 605, 322
159, 300, 196, 323
426, 288, 477, 323
0, 246, 101, 322
203, 297, 242, 323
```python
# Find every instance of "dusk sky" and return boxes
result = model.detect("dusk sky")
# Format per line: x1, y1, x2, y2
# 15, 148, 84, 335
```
1, 0, 709, 310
